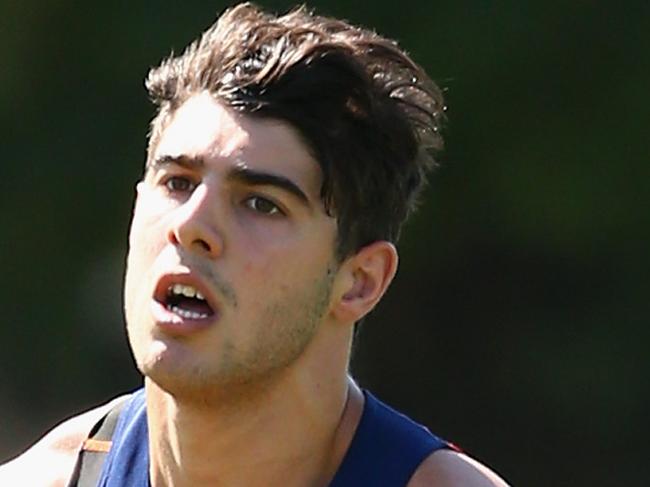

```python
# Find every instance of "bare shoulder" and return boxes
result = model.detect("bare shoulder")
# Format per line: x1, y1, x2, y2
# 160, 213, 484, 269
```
0, 394, 130, 487
408, 449, 510, 487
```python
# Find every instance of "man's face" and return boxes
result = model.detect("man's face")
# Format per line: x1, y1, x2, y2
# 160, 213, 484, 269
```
123, 92, 339, 397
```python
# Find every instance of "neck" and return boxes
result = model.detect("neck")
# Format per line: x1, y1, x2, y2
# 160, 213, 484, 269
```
145, 353, 363, 487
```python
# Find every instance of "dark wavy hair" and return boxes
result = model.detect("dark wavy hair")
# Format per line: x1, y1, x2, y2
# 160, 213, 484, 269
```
145, 2, 445, 259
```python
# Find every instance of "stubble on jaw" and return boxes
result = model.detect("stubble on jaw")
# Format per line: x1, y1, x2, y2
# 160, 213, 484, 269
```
140, 263, 338, 409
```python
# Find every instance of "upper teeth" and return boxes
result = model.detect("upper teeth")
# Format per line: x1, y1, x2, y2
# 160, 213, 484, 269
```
170, 284, 205, 301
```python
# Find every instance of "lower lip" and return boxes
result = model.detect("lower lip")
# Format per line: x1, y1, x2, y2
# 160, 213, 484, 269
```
150, 300, 217, 336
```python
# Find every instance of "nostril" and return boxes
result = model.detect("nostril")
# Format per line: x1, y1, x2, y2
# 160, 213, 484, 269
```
167, 219, 222, 258
195, 239, 211, 253
168, 230, 180, 246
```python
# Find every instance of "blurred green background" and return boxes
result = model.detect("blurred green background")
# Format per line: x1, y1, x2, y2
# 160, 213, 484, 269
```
1, 1, 648, 485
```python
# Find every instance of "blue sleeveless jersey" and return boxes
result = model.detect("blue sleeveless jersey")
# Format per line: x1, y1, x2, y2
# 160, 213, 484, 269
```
97, 388, 452, 486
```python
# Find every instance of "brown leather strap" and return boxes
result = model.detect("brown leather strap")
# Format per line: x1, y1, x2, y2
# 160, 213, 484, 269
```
81, 439, 112, 453
66, 397, 129, 487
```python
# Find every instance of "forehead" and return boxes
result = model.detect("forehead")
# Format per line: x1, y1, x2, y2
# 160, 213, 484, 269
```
151, 92, 322, 198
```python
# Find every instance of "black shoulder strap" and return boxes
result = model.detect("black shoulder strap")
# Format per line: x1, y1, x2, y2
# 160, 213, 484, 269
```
66, 397, 129, 487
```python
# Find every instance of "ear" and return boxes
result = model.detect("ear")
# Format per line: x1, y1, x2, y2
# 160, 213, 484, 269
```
330, 241, 399, 324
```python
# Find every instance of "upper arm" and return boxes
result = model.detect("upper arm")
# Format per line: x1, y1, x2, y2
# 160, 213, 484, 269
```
408, 449, 510, 487
0, 394, 129, 487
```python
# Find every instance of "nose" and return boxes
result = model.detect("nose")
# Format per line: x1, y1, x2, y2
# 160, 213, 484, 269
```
167, 184, 223, 259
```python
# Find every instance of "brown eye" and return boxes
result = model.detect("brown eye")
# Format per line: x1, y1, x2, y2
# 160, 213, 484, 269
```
165, 176, 194, 193
244, 196, 282, 215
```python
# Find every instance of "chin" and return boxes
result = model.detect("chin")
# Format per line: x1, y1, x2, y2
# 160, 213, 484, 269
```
140, 357, 209, 398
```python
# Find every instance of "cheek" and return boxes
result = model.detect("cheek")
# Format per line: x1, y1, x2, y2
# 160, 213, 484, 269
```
239, 252, 319, 300
237, 258, 289, 303
128, 198, 169, 257
124, 201, 168, 306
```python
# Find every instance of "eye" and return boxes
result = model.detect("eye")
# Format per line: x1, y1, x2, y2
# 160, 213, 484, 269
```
244, 196, 283, 215
164, 176, 195, 193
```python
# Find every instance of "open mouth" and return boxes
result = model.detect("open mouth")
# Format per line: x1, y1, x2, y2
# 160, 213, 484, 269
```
163, 283, 215, 320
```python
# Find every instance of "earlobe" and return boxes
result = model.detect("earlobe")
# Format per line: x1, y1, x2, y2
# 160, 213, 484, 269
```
332, 241, 398, 324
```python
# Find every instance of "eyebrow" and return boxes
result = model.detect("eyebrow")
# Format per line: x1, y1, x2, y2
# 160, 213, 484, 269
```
226, 166, 310, 206
148, 154, 203, 170
149, 154, 310, 206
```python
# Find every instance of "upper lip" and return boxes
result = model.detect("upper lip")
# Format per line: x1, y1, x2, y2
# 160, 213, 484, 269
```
153, 270, 219, 315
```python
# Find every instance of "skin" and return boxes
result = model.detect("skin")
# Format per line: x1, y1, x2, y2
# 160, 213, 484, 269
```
0, 92, 509, 487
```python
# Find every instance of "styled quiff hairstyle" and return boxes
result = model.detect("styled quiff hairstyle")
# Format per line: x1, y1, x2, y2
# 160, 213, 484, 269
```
146, 2, 445, 259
